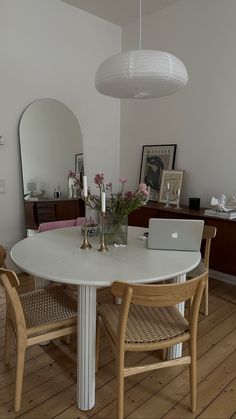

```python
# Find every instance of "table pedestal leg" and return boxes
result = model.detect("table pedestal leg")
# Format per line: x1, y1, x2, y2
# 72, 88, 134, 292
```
167, 274, 186, 359
78, 285, 96, 411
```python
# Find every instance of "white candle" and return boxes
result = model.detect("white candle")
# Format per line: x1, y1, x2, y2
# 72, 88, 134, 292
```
83, 176, 88, 197
177, 188, 181, 196
101, 191, 106, 212
167, 182, 170, 191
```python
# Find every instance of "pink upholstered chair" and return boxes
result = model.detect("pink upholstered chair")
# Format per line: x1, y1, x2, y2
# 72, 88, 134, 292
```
39, 219, 74, 232
75, 217, 86, 226
38, 218, 85, 232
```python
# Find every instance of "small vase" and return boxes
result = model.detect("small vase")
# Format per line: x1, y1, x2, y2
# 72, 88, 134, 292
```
101, 212, 128, 246
68, 177, 75, 199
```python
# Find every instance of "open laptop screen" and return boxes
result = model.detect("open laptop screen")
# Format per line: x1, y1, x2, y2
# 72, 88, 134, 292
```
148, 218, 204, 251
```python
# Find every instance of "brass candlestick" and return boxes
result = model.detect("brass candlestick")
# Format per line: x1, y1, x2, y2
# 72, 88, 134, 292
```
98, 211, 108, 252
80, 197, 92, 250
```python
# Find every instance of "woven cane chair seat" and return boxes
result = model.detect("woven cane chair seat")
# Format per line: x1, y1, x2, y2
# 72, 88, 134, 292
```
187, 260, 206, 278
20, 285, 77, 334
98, 303, 189, 345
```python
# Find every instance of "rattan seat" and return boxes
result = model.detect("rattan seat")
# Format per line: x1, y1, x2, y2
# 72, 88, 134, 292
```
99, 303, 189, 346
188, 260, 206, 277
20, 285, 77, 334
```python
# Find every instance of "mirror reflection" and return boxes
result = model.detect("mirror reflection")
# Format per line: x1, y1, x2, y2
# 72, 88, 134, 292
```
19, 98, 83, 200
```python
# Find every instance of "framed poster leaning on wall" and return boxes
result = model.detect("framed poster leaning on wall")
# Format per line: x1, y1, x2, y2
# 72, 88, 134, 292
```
159, 170, 184, 204
139, 144, 177, 201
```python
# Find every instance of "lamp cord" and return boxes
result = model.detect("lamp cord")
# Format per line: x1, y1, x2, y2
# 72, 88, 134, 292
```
139, 0, 142, 50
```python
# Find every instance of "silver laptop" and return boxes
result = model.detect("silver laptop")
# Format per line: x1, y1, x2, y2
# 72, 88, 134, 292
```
148, 218, 204, 251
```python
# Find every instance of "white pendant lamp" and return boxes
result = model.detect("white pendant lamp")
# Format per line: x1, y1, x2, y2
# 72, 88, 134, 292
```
95, 0, 188, 99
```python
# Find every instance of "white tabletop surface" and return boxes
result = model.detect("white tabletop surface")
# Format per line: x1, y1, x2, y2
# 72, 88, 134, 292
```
11, 226, 201, 286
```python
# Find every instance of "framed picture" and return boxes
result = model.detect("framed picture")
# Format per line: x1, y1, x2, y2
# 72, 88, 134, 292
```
75, 153, 84, 178
139, 144, 177, 201
159, 170, 184, 204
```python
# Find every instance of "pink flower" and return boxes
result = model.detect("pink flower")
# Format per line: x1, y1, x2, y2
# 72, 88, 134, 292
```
125, 190, 134, 200
139, 182, 149, 197
119, 177, 128, 184
106, 182, 112, 190
94, 172, 104, 186
68, 170, 76, 178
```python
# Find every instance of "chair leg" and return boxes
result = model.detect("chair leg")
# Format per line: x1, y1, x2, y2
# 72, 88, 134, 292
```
161, 348, 167, 361
189, 339, 197, 412
96, 316, 103, 373
117, 352, 125, 419
15, 342, 26, 412
204, 277, 209, 316
4, 318, 11, 365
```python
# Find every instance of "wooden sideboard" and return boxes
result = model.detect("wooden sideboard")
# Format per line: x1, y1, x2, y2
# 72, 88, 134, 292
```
129, 202, 236, 277
24, 198, 85, 230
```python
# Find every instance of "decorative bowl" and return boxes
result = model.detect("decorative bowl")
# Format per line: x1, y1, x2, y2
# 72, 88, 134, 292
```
81, 223, 100, 237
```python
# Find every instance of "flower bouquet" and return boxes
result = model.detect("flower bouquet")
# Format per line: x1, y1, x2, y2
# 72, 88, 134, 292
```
66, 171, 149, 245
87, 173, 149, 245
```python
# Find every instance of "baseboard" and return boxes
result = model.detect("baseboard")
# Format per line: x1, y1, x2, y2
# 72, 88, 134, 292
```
210, 269, 236, 285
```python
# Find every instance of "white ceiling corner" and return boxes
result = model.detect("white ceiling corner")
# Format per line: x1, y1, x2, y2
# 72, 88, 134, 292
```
61, 0, 182, 26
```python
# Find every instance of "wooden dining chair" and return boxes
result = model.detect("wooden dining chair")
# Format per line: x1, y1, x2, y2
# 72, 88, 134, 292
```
96, 272, 207, 419
0, 268, 77, 412
187, 225, 217, 316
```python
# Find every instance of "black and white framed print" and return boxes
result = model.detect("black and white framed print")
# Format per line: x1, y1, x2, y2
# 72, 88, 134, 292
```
139, 144, 177, 201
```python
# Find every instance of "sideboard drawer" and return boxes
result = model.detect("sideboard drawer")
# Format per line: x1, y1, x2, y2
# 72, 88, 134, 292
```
37, 203, 56, 223
24, 199, 85, 229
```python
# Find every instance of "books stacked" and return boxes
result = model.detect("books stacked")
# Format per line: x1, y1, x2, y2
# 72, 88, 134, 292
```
204, 209, 236, 219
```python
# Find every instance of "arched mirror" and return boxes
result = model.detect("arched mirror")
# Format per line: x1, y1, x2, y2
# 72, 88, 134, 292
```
19, 98, 84, 230
19, 98, 83, 198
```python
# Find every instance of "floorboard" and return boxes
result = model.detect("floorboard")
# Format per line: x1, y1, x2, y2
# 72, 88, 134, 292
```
0, 276, 235, 419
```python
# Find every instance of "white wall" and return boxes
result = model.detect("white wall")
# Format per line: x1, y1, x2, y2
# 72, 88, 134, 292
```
0, 0, 121, 258
120, 0, 236, 207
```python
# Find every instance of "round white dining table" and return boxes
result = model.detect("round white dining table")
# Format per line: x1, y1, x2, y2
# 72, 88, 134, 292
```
11, 226, 201, 412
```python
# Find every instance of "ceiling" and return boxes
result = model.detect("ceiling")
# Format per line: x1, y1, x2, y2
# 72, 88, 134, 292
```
61, 0, 181, 26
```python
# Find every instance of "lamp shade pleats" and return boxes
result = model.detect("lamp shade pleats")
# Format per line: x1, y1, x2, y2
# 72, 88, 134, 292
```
95, 50, 188, 99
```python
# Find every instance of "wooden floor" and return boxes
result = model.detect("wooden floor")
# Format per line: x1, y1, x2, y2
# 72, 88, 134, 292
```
0, 276, 236, 419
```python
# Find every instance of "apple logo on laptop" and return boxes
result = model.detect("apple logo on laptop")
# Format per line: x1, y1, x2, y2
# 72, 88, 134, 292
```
172, 232, 178, 239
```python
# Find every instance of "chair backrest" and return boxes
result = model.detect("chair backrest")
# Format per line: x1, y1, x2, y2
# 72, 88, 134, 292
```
38, 218, 86, 232
75, 217, 86, 226
202, 225, 217, 269
111, 273, 207, 343
0, 269, 27, 341
38, 219, 77, 232
112, 274, 206, 308
0, 245, 7, 268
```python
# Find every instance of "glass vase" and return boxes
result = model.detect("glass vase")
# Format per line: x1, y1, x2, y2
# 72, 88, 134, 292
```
101, 212, 128, 246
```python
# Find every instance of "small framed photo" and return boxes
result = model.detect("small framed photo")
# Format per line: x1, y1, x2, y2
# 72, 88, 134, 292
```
139, 144, 177, 201
159, 170, 184, 204
75, 153, 84, 176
